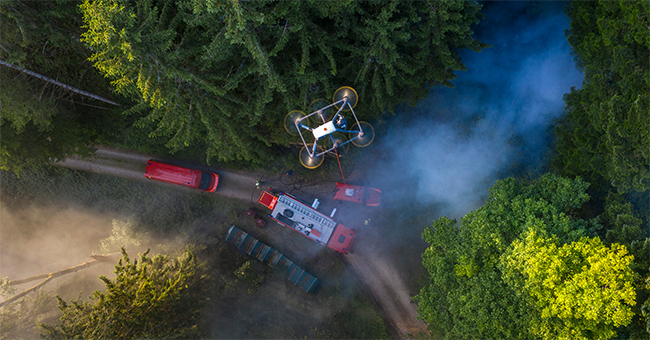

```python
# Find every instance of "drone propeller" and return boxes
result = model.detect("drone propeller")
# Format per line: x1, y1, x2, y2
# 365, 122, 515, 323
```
284, 110, 307, 135
349, 121, 375, 147
324, 133, 350, 156
333, 86, 358, 111
299, 145, 324, 169
308, 99, 334, 123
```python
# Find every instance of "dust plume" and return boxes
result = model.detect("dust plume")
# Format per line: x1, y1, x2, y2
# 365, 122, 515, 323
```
0, 203, 117, 285
369, 1, 582, 219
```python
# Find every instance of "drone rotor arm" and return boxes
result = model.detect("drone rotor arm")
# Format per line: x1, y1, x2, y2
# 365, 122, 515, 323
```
310, 141, 319, 157
297, 122, 313, 131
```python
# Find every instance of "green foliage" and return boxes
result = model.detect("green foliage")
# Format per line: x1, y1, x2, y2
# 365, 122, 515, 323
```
232, 260, 267, 286
553, 3, 650, 335
39, 248, 212, 339
0, 120, 94, 175
415, 173, 639, 339
0, 277, 16, 298
99, 219, 143, 253
641, 275, 650, 333
79, 0, 487, 164
0, 71, 58, 132
602, 192, 645, 246
0, 291, 60, 340
503, 231, 636, 340
0, 0, 117, 174
555, 0, 650, 192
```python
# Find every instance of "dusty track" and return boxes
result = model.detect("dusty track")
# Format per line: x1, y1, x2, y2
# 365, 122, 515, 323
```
347, 251, 428, 337
57, 149, 256, 201
54, 147, 428, 338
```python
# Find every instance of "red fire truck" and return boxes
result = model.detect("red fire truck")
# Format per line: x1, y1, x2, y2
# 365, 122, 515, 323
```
257, 191, 355, 254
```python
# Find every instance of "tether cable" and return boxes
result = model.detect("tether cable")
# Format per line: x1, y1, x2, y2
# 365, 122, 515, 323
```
335, 148, 346, 184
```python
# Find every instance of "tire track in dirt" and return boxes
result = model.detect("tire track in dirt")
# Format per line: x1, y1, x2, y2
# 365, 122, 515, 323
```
347, 251, 428, 338
54, 147, 428, 338
54, 148, 256, 201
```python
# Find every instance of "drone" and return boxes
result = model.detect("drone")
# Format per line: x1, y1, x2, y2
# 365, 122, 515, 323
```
284, 86, 375, 169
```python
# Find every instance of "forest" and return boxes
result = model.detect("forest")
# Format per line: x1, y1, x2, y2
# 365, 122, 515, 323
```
1, 0, 648, 339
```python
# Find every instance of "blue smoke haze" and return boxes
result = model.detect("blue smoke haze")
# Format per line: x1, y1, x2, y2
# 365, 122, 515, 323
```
368, 1, 583, 218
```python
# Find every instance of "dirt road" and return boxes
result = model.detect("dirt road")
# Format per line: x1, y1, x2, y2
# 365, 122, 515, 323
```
54, 148, 428, 338
57, 149, 257, 201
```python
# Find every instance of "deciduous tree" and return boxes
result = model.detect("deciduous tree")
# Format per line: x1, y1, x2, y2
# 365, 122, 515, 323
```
415, 174, 642, 339
503, 231, 636, 340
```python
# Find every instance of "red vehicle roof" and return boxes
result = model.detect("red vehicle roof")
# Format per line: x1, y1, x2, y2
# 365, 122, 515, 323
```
145, 160, 218, 192
334, 183, 364, 203
258, 191, 278, 210
327, 224, 355, 254
333, 183, 381, 207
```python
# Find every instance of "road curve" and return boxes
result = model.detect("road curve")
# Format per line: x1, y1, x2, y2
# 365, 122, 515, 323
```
54, 147, 429, 338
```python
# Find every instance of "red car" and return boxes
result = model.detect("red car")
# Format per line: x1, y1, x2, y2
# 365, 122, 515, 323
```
144, 160, 219, 192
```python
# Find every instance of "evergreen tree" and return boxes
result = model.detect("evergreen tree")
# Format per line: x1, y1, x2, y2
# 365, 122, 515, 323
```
39, 248, 212, 339
0, 0, 116, 174
555, 0, 649, 192
80, 0, 487, 164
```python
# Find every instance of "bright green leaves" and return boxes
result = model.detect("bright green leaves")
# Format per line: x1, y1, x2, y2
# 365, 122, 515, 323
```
417, 174, 637, 339
504, 231, 636, 340
80, 0, 176, 103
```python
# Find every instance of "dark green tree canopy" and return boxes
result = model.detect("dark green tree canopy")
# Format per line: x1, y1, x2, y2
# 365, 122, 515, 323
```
80, 0, 487, 164
555, 0, 649, 192
0, 0, 115, 174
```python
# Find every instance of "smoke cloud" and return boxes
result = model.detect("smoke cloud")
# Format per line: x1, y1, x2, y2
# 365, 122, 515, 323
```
369, 1, 583, 218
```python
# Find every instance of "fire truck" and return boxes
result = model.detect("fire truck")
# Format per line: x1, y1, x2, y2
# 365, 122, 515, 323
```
257, 191, 355, 254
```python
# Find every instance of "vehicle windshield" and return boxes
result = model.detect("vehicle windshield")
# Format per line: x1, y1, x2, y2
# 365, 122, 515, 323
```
197, 171, 211, 190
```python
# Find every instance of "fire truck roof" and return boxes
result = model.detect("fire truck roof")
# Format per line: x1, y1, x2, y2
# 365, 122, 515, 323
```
270, 194, 337, 246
